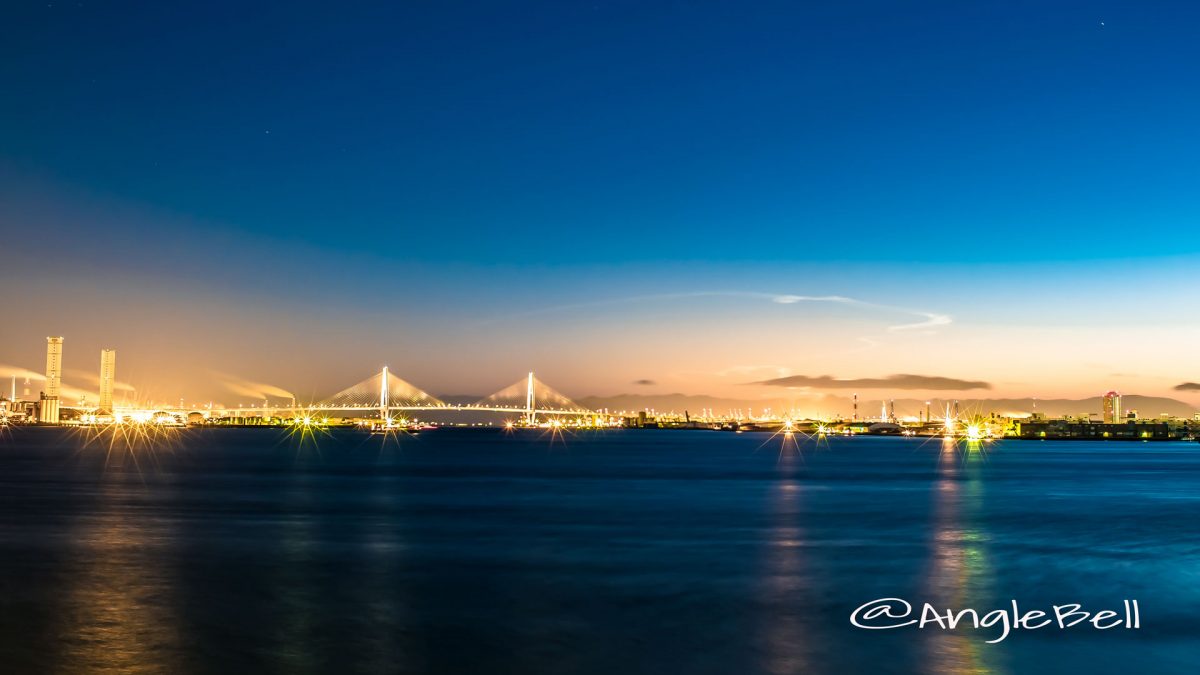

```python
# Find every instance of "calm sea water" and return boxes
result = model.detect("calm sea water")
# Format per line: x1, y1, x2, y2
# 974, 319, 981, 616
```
0, 427, 1197, 674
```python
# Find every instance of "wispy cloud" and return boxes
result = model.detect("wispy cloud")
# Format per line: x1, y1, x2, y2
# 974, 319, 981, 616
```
632, 379, 656, 386
483, 291, 952, 334
1174, 382, 1200, 391
754, 373, 992, 391
771, 294, 951, 332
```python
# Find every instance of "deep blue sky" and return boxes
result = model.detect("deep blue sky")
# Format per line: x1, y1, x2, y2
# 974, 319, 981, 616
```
4, 0, 1198, 264
2, 1, 1199, 402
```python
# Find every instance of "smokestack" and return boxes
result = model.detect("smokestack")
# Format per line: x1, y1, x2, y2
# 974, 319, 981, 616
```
40, 336, 63, 424
99, 349, 116, 413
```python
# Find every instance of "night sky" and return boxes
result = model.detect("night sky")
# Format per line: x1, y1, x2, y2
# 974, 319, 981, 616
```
2, 1, 1198, 407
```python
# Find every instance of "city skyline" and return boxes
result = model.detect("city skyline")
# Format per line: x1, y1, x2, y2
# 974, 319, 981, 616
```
1, 321, 1198, 415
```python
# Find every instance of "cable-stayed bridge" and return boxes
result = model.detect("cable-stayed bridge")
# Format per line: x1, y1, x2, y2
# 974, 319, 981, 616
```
284, 368, 594, 423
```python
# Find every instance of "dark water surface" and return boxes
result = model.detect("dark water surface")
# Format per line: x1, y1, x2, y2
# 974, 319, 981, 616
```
0, 427, 1197, 674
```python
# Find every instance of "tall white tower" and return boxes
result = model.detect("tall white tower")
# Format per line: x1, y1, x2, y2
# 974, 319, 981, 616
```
40, 336, 64, 424
525, 372, 536, 425
99, 349, 116, 413
379, 366, 390, 424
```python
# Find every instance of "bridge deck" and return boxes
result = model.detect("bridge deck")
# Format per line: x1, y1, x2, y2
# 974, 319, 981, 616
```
207, 405, 597, 416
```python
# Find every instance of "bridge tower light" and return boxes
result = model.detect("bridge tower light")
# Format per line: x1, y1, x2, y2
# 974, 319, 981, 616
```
380, 366, 390, 425
526, 371, 535, 425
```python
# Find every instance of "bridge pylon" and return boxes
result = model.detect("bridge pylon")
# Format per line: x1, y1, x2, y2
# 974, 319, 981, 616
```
475, 372, 590, 424
525, 371, 535, 425
380, 366, 390, 423
317, 368, 444, 411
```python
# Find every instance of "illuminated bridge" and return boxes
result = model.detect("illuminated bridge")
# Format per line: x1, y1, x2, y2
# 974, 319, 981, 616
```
220, 368, 597, 424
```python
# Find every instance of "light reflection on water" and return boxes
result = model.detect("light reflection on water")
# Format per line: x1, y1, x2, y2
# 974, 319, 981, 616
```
0, 428, 1197, 673
56, 476, 184, 673
758, 467, 815, 674
921, 439, 999, 675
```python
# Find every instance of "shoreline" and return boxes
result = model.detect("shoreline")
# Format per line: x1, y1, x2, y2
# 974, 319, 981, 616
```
3, 424, 1197, 443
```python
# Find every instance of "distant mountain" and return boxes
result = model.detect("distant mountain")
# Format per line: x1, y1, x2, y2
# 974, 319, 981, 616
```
577, 393, 845, 417
927, 395, 1197, 419
577, 393, 1199, 419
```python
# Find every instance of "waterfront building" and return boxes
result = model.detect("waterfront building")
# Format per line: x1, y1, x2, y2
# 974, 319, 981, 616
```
1013, 419, 1192, 441
39, 336, 63, 424
99, 348, 116, 413
1102, 390, 1122, 424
